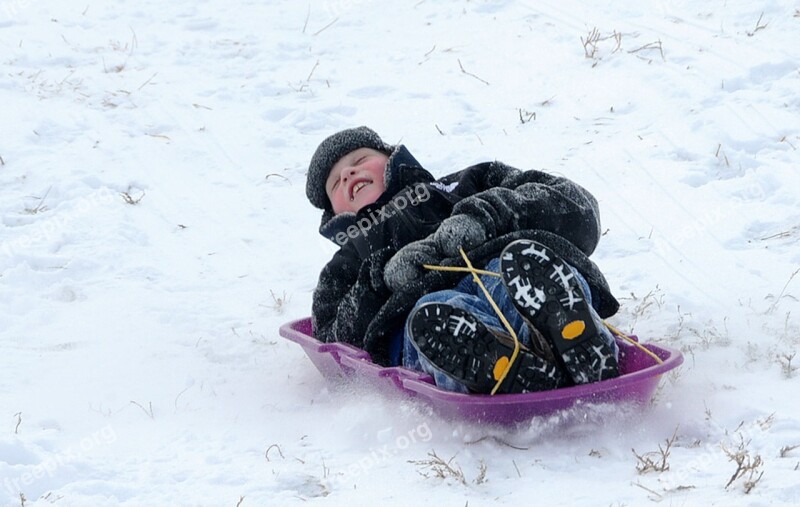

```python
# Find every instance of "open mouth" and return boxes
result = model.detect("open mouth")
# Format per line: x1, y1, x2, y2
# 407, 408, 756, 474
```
349, 179, 372, 200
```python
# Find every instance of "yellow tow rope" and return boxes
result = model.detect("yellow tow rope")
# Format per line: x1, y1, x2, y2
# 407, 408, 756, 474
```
423, 249, 521, 394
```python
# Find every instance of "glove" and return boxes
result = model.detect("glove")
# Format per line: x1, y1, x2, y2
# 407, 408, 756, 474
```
433, 214, 487, 257
383, 238, 441, 292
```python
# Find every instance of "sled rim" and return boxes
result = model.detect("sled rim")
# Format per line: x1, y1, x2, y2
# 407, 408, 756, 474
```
279, 317, 684, 422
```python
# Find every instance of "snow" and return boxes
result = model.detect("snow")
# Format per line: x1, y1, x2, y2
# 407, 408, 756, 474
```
1, 0, 799, 505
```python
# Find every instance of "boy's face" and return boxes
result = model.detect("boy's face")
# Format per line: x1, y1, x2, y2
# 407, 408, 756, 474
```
325, 147, 389, 214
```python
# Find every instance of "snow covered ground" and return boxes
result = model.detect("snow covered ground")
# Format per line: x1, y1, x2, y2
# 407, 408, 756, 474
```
1, 0, 799, 505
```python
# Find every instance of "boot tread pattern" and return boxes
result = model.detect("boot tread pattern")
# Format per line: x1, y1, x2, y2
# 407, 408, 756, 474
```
409, 303, 567, 394
500, 240, 619, 384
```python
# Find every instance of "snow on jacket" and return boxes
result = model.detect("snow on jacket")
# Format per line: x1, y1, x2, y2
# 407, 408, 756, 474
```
311, 145, 619, 366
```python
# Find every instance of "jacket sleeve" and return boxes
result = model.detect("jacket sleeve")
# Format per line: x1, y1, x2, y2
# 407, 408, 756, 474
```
311, 243, 394, 347
445, 162, 602, 256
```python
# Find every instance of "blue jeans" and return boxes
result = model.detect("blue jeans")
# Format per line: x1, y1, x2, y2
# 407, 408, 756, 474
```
401, 257, 618, 393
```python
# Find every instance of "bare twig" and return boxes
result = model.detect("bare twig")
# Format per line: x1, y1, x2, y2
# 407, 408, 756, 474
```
778, 352, 798, 378
14, 412, 22, 434
265, 444, 285, 461
121, 187, 145, 205
457, 59, 489, 85
715, 143, 731, 167
780, 444, 800, 458
628, 40, 665, 61
722, 435, 764, 493
465, 435, 529, 451
518, 108, 536, 124
313, 17, 338, 36
779, 135, 797, 150
540, 95, 556, 106
24, 187, 51, 214
265, 173, 290, 182
418, 45, 437, 65
235, 496, 245, 507
623, 286, 664, 333
581, 27, 601, 58
746, 12, 767, 36
130, 400, 154, 419
610, 31, 622, 52
128, 26, 138, 56
138, 72, 157, 90
0, 154, 5, 165
302, 4, 310, 34
580, 28, 622, 61
474, 460, 487, 484
173, 384, 192, 410
758, 412, 775, 431
264, 290, 291, 314
767, 268, 800, 313
287, 82, 309, 93
306, 59, 320, 82
409, 451, 466, 484
759, 227, 800, 241
633, 481, 663, 500
632, 426, 678, 474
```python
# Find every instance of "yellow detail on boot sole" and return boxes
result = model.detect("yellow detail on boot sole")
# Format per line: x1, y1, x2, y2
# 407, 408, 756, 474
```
493, 356, 510, 381
561, 320, 586, 340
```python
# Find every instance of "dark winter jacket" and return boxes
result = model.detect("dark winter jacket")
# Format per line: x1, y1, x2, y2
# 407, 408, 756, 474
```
312, 145, 619, 366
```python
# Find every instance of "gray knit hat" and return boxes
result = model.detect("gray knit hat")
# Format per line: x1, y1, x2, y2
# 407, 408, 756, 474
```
306, 126, 394, 210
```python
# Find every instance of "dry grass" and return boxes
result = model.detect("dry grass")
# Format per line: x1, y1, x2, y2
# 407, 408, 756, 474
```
628, 40, 665, 62
23, 187, 51, 215
581, 27, 622, 61
766, 268, 800, 314
746, 12, 768, 37
722, 434, 764, 493
409, 451, 467, 485
121, 187, 146, 205
265, 290, 291, 314
632, 426, 678, 474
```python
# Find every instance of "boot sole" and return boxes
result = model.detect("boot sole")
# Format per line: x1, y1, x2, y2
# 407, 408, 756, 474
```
500, 240, 619, 384
409, 303, 566, 394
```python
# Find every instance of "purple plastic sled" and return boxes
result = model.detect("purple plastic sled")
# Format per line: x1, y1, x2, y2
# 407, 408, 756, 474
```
279, 317, 683, 424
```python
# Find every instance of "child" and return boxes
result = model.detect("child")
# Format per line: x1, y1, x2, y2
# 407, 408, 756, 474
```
307, 126, 619, 394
